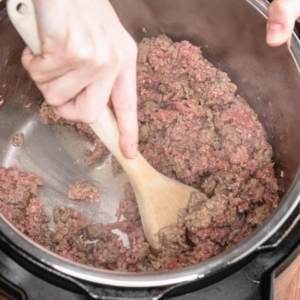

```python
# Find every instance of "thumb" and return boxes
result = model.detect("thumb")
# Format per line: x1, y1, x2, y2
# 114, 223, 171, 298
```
267, 0, 300, 47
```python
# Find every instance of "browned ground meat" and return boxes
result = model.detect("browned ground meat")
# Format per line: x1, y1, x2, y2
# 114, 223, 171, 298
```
116, 183, 140, 221
68, 181, 100, 202
0, 35, 280, 272
11, 132, 24, 147
111, 155, 123, 175
0, 167, 46, 237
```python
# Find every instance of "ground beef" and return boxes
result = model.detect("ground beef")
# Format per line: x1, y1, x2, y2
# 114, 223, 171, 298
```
68, 181, 100, 202
11, 132, 24, 147
116, 183, 140, 221
136, 35, 279, 264
84, 223, 112, 240
0, 35, 280, 272
0, 167, 48, 240
111, 155, 123, 174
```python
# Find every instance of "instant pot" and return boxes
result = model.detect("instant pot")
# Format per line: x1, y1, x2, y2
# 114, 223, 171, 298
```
1, 0, 300, 299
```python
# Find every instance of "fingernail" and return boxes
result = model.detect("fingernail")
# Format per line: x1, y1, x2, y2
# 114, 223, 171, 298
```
128, 144, 137, 159
266, 23, 284, 45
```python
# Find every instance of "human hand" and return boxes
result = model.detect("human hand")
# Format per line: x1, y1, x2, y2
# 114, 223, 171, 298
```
267, 0, 300, 47
22, 0, 138, 159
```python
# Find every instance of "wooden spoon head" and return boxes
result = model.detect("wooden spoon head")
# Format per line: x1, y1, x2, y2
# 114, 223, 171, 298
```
131, 173, 199, 251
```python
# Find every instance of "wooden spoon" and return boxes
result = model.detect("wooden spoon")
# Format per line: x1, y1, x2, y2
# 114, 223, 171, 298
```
7, 0, 199, 250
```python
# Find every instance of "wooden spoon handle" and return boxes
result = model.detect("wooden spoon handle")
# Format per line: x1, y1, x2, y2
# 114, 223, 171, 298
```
7, 0, 139, 173
89, 107, 137, 170
7, 0, 41, 56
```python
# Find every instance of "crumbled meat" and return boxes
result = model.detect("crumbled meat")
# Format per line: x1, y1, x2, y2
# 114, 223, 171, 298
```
0, 167, 49, 241
185, 194, 228, 231
116, 183, 140, 221
110, 221, 151, 271
83, 139, 107, 166
84, 223, 113, 241
247, 204, 274, 226
111, 155, 123, 174
12, 132, 24, 147
159, 226, 190, 256
94, 239, 121, 266
68, 181, 100, 202
0, 167, 43, 205
200, 176, 217, 197
0, 35, 280, 272
52, 209, 126, 268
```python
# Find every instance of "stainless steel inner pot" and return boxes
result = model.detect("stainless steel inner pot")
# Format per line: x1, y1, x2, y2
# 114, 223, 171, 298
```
1, 0, 300, 288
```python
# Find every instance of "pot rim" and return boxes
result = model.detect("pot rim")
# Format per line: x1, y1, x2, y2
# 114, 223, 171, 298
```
1, 0, 300, 288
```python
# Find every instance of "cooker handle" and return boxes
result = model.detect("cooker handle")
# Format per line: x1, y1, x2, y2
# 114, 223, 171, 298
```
74, 281, 197, 300
256, 210, 300, 252
75, 270, 273, 300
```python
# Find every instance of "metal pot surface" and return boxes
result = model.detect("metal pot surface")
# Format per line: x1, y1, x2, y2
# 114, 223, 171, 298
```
1, 0, 300, 290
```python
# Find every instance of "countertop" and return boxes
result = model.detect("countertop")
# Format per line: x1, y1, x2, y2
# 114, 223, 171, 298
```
275, 253, 300, 300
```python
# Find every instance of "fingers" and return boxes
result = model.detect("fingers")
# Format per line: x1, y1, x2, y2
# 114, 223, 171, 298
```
21, 47, 71, 84
36, 70, 90, 106
267, 0, 300, 47
23, 48, 93, 107
111, 66, 138, 159
55, 66, 138, 160
55, 77, 115, 123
